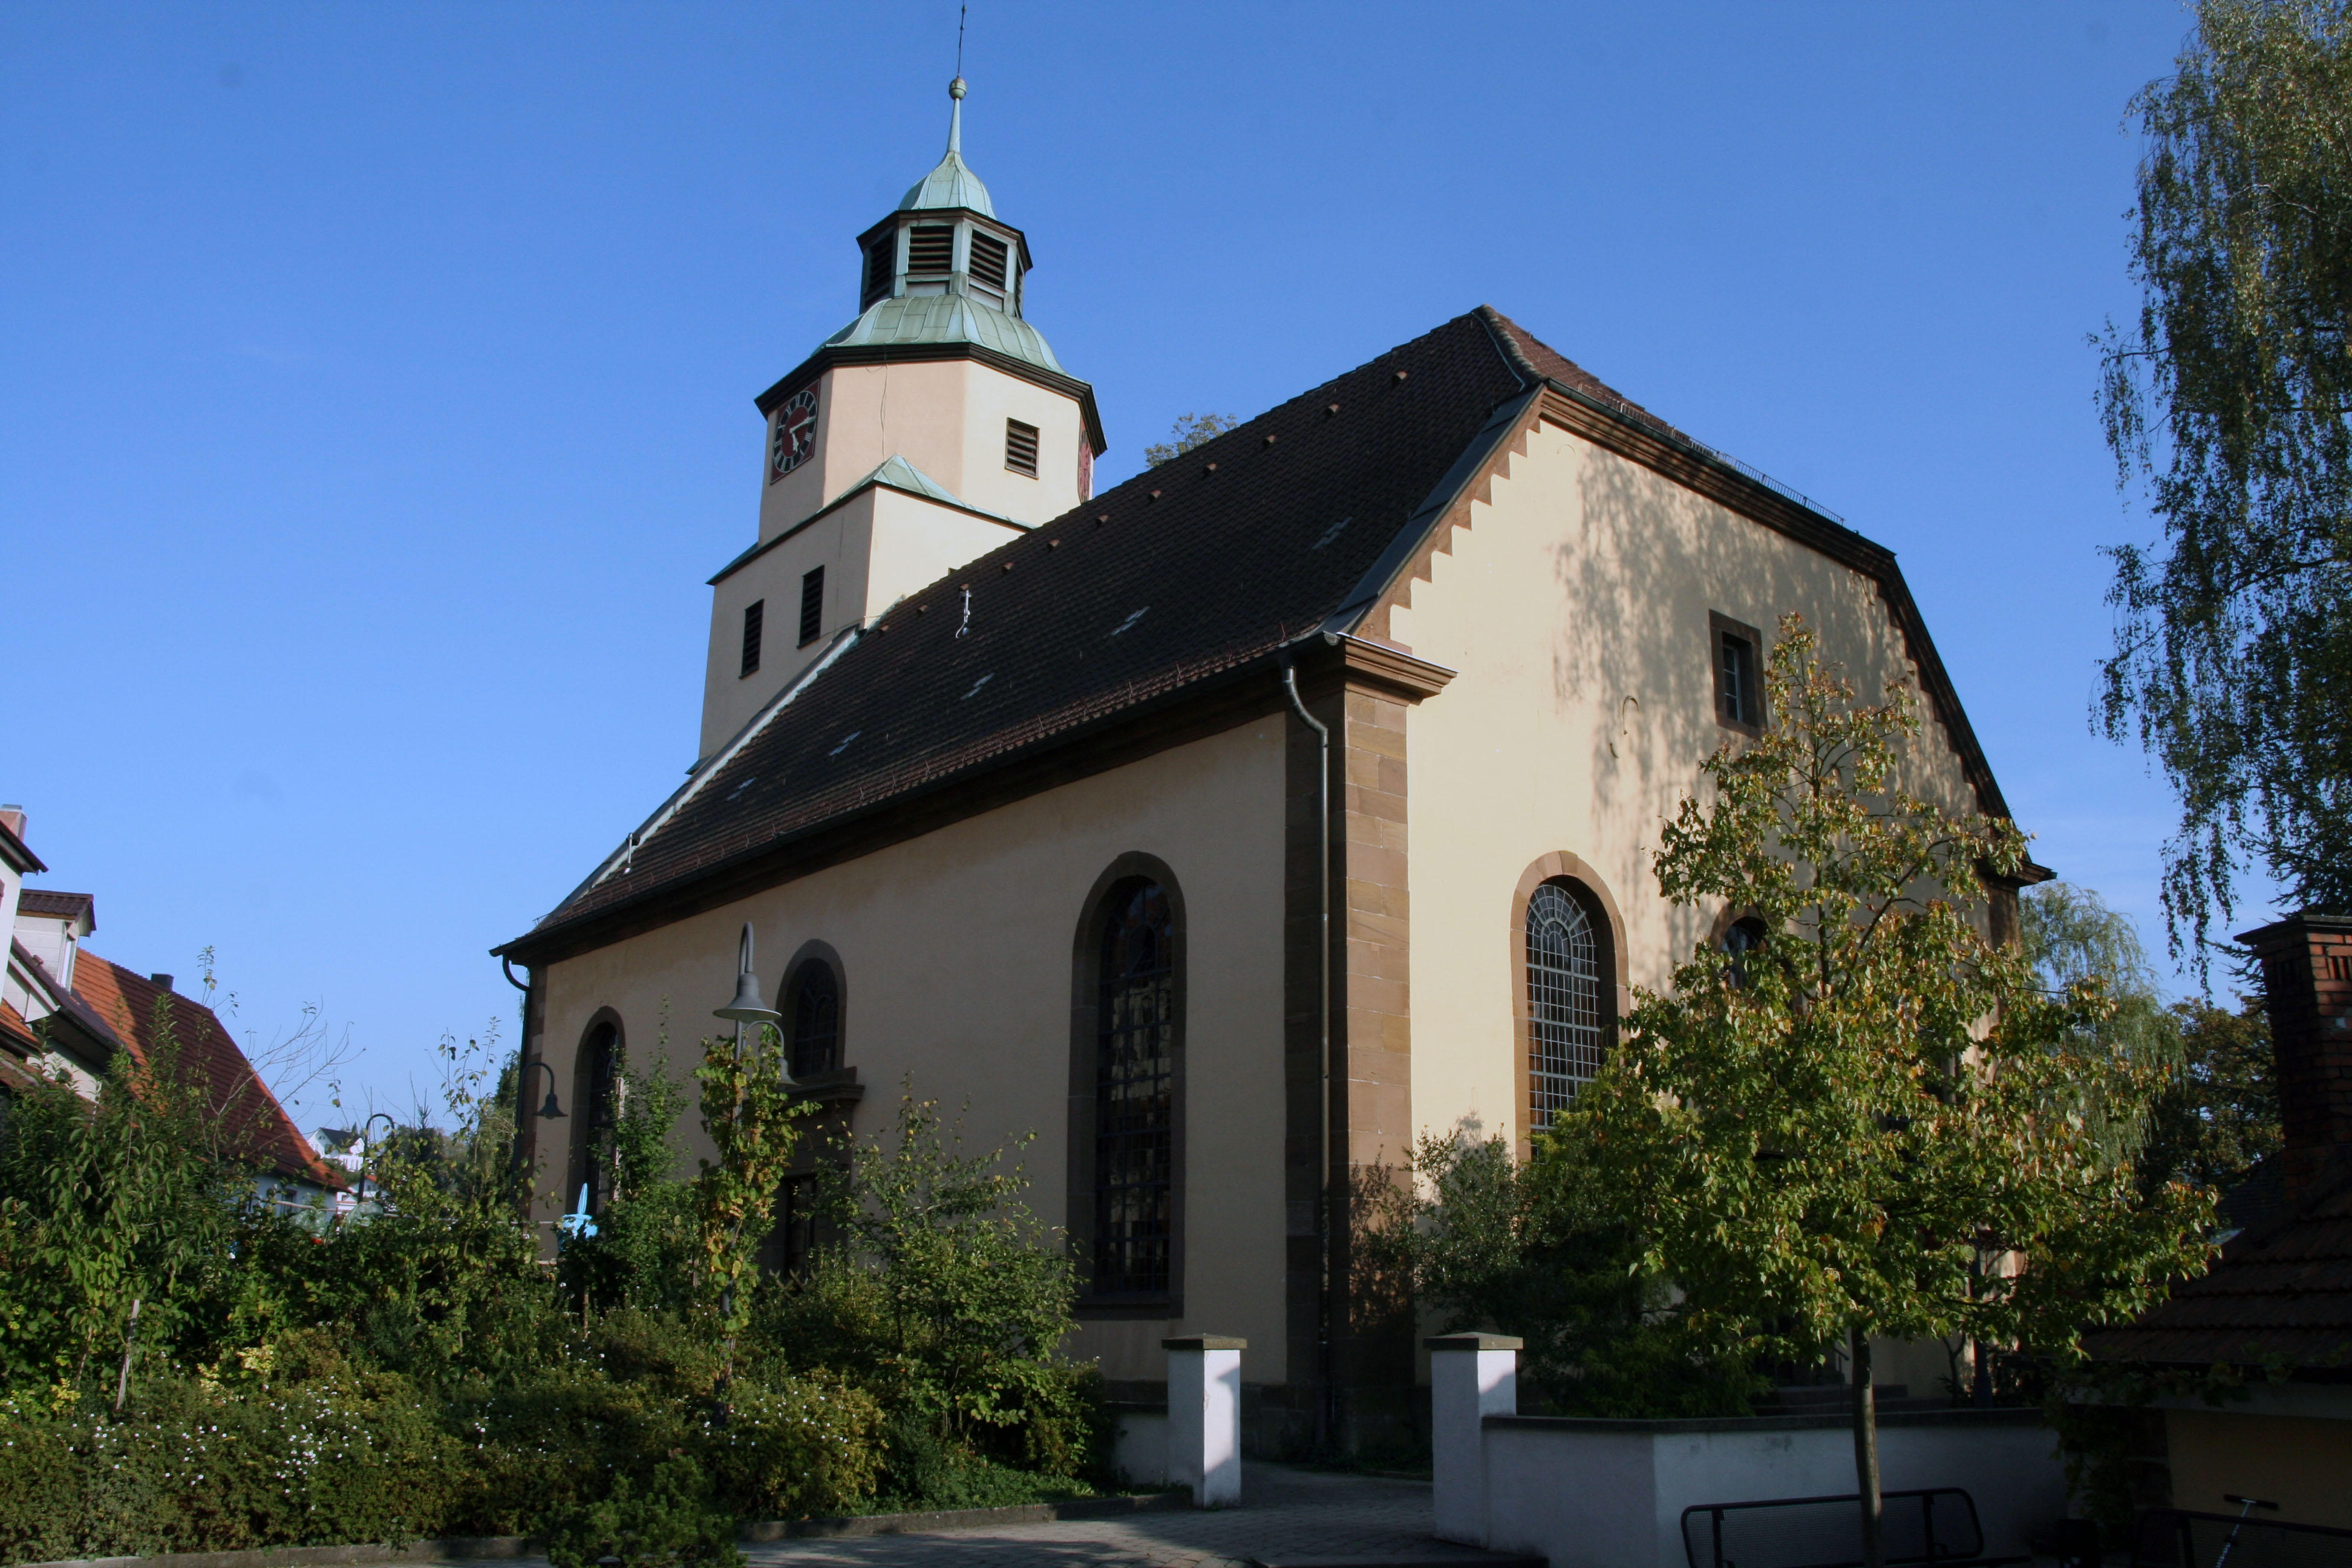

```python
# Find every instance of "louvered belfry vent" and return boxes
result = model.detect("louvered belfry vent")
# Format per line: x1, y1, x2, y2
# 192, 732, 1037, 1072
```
798, 566, 825, 647
1005, 419, 1040, 477
740, 599, 763, 678
861, 238, 895, 308
969, 231, 1008, 292
907, 225, 953, 276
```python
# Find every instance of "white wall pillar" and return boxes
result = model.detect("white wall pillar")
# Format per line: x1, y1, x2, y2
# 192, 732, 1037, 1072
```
1428, 1332, 1520, 1544
1163, 1334, 1244, 1507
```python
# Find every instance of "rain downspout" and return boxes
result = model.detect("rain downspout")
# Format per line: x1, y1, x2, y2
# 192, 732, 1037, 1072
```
1281, 653, 1335, 1450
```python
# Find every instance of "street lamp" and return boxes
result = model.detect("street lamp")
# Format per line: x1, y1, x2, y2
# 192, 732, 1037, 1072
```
356, 1111, 398, 1212
713, 921, 780, 1036
517, 1060, 567, 1122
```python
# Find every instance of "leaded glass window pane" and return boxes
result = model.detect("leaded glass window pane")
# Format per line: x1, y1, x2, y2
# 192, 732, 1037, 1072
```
1095, 880, 1174, 1296
788, 960, 840, 1079
1527, 882, 1603, 1128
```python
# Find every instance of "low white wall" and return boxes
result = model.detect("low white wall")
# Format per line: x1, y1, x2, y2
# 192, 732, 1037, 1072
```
1112, 1406, 1168, 1486
1480, 1410, 2065, 1568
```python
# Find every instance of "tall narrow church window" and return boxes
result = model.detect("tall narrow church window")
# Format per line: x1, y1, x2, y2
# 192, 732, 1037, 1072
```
786, 958, 840, 1079
572, 1020, 622, 1217
861, 236, 895, 309
799, 567, 825, 647
740, 599, 763, 678
1527, 881, 1604, 1128
1094, 879, 1175, 1297
1713, 614, 1765, 731
1005, 419, 1040, 477
906, 224, 953, 276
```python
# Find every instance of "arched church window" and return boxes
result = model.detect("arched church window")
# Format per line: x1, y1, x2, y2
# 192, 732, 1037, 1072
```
786, 958, 841, 1079
1723, 915, 1771, 990
1527, 881, 1605, 1128
1093, 878, 1175, 1298
572, 1019, 623, 1217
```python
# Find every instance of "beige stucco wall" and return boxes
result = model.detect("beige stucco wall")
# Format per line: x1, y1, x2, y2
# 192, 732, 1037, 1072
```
757, 359, 1085, 546
535, 718, 1292, 1383
2167, 1408, 2352, 1529
1388, 417, 1997, 1397
1390, 417, 1985, 1158
701, 486, 1025, 758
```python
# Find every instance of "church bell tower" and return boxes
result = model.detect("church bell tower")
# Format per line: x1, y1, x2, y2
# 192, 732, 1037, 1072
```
696, 79, 1106, 761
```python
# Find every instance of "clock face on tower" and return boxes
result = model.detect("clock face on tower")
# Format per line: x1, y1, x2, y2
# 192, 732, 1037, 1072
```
770, 387, 818, 482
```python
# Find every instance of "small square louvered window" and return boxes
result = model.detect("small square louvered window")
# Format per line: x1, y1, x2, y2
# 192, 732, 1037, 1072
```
1005, 419, 1039, 477
969, 231, 1008, 292
907, 225, 953, 276
861, 238, 894, 308
799, 566, 825, 647
740, 600, 763, 678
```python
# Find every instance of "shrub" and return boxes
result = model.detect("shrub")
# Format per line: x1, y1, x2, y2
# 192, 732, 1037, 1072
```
0, 1369, 463, 1561
701, 1373, 883, 1520
543, 1455, 741, 1568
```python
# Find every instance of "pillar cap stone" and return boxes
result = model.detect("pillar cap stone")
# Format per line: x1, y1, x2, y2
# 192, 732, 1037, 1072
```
1162, 1335, 1247, 1351
1425, 1332, 1523, 1351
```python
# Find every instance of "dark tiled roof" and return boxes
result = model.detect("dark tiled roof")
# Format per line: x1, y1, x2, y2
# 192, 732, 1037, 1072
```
69, 952, 341, 1190
2088, 1163, 2352, 1374
508, 305, 2003, 955
17, 889, 94, 926
518, 309, 1553, 943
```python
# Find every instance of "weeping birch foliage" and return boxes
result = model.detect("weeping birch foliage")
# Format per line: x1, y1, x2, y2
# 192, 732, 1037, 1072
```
2099, 0, 2352, 961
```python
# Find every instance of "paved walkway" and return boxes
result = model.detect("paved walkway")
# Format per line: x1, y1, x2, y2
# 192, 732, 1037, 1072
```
733, 1465, 1507, 1567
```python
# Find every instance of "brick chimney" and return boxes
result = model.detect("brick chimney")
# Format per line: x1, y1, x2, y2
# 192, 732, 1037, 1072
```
2238, 911, 2352, 1198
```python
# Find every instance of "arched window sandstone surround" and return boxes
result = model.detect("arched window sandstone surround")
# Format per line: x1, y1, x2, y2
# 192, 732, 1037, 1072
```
569, 1010, 625, 1217
1509, 854, 1627, 1155
1065, 852, 1187, 1316
781, 939, 848, 1080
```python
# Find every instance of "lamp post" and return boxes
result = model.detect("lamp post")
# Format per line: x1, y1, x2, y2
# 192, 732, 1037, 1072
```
708, 921, 779, 1420
517, 1059, 568, 1122
356, 1112, 398, 1215
713, 921, 781, 1049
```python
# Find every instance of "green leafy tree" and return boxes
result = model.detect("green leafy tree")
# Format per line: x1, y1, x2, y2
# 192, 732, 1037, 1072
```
2138, 998, 2282, 1200
2097, 0, 2352, 961
0, 1007, 247, 1395
1573, 616, 2213, 1568
558, 1050, 697, 1321
690, 1024, 811, 1392
1357, 1129, 1760, 1417
772, 1090, 1093, 1481
1142, 412, 1236, 466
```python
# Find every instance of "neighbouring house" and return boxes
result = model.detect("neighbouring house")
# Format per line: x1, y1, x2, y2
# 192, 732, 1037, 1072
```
2088, 912, 2352, 1531
495, 79, 2043, 1451
0, 807, 344, 1215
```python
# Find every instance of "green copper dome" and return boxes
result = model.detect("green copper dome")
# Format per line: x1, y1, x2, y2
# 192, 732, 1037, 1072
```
898, 78, 995, 217
823, 292, 1064, 376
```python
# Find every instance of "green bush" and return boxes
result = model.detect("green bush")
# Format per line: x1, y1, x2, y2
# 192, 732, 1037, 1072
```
701, 1374, 883, 1520
0, 1368, 463, 1561
543, 1455, 740, 1568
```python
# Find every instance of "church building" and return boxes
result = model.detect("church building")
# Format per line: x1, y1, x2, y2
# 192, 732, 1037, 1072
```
498, 81, 2033, 1452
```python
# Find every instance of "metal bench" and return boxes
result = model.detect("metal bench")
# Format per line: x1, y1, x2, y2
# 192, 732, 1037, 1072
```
2133, 1509, 2352, 1568
1682, 1488, 2022, 1568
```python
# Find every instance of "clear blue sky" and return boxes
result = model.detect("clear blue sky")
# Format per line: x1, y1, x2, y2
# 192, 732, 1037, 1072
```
2, 2, 2237, 1131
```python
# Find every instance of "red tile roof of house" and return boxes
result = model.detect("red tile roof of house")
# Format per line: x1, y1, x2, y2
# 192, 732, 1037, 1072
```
2088, 1163, 2352, 1374
67, 951, 341, 1190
